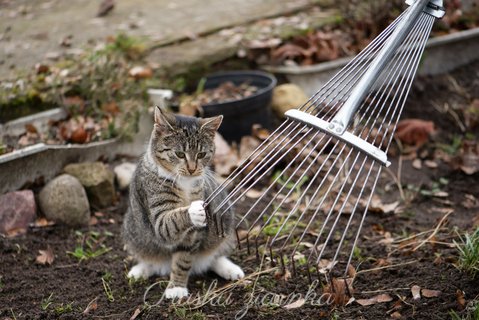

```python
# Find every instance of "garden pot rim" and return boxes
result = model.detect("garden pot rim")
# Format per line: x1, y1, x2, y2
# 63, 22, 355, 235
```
201, 70, 277, 109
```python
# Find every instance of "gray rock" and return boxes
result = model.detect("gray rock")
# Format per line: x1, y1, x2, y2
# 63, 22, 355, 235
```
38, 174, 90, 226
0, 190, 37, 235
113, 162, 136, 190
64, 162, 116, 208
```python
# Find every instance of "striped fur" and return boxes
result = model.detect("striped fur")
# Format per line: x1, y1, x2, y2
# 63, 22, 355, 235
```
122, 107, 240, 293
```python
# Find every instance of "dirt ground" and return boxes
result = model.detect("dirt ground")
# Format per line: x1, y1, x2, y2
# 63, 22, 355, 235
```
1, 60, 479, 320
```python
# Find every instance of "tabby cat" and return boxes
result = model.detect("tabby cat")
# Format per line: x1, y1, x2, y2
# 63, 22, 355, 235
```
122, 107, 244, 299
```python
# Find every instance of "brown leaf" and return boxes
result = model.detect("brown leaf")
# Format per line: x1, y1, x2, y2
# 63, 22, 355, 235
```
456, 289, 466, 310
422, 289, 441, 298
245, 189, 264, 199
83, 297, 98, 315
129, 66, 153, 80
369, 195, 400, 214
70, 126, 88, 144
355, 293, 393, 306
30, 218, 55, 228
25, 123, 38, 134
395, 119, 435, 147
324, 277, 354, 306
36, 246, 54, 265
390, 311, 402, 319
6, 227, 27, 238
411, 285, 421, 300
283, 298, 305, 309
274, 269, 291, 282
213, 133, 239, 176
424, 160, 438, 169
130, 307, 142, 320
102, 101, 120, 115
89, 216, 99, 226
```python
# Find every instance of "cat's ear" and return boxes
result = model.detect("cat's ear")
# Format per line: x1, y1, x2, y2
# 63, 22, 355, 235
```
154, 106, 176, 132
199, 115, 223, 134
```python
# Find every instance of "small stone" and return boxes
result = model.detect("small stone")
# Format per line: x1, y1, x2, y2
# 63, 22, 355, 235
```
0, 190, 36, 235
114, 162, 136, 190
64, 162, 116, 208
424, 160, 438, 168
38, 174, 90, 226
412, 158, 422, 170
271, 84, 309, 118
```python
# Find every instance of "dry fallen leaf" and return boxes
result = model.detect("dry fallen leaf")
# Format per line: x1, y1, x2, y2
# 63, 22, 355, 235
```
83, 297, 98, 315
421, 289, 441, 298
129, 66, 153, 80
245, 189, 264, 199
130, 307, 142, 320
355, 293, 393, 306
324, 277, 354, 306
395, 119, 435, 147
283, 298, 306, 310
36, 246, 54, 265
456, 289, 466, 310
274, 269, 291, 282
368, 195, 400, 214
390, 311, 402, 318
411, 285, 421, 300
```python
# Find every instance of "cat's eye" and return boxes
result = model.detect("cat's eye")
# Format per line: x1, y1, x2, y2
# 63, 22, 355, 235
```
175, 151, 186, 158
197, 152, 206, 159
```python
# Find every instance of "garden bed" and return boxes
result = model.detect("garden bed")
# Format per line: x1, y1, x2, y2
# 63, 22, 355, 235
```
1, 58, 478, 319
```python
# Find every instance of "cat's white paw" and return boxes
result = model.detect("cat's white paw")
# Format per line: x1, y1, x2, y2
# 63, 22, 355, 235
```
128, 262, 154, 279
212, 256, 245, 281
164, 286, 189, 299
188, 200, 206, 227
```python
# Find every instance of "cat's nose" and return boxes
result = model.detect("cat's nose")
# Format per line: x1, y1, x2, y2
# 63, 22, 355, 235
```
187, 167, 196, 174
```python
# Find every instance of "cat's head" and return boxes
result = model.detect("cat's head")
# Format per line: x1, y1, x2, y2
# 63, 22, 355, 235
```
149, 107, 222, 177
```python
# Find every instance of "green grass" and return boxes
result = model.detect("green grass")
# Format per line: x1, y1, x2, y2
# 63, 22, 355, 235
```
450, 299, 479, 320
40, 293, 54, 311
454, 228, 479, 278
101, 270, 115, 302
54, 303, 74, 315
67, 231, 112, 262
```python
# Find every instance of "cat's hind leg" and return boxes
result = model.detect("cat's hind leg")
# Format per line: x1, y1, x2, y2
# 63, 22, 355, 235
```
211, 256, 244, 280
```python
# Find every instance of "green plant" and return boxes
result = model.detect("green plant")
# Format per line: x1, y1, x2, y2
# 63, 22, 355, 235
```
54, 303, 74, 315
67, 231, 112, 261
454, 228, 479, 278
41, 293, 54, 311
450, 299, 479, 320
102, 274, 115, 302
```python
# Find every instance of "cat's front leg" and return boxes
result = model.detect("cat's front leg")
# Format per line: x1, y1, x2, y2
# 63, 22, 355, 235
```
211, 256, 245, 280
164, 251, 193, 299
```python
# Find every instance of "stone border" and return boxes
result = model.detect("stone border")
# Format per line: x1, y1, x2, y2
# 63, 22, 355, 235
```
0, 91, 174, 194
263, 28, 479, 96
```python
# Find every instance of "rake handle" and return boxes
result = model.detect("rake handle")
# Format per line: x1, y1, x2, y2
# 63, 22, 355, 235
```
329, 0, 430, 135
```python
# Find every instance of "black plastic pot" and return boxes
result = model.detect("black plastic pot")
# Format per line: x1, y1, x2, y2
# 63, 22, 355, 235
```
200, 71, 277, 143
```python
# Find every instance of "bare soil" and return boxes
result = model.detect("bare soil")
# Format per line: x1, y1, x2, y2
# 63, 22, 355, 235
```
1, 61, 479, 320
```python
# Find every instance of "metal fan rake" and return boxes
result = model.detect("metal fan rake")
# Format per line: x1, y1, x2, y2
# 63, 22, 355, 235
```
205, 0, 444, 278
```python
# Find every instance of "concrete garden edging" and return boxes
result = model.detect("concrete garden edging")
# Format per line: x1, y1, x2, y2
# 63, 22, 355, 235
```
0, 90, 173, 195
264, 28, 479, 96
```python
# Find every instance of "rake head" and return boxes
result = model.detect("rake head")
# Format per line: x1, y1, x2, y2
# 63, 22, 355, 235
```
206, 0, 443, 278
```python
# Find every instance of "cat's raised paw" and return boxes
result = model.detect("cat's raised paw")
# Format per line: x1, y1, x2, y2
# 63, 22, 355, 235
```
188, 200, 206, 227
164, 286, 189, 299
212, 256, 245, 281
